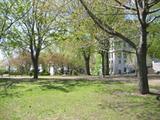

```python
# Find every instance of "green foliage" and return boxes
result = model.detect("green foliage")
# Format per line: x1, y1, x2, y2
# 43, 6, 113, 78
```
0, 69, 7, 75
9, 71, 22, 75
39, 70, 50, 76
0, 0, 30, 39
148, 39, 160, 59
92, 54, 101, 75
148, 23, 160, 59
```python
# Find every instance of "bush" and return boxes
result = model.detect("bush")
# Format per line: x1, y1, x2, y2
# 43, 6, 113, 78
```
0, 69, 9, 75
28, 70, 34, 76
9, 71, 22, 75
72, 70, 78, 75
40, 70, 50, 76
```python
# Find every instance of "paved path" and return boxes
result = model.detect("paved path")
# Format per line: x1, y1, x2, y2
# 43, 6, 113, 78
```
0, 74, 159, 83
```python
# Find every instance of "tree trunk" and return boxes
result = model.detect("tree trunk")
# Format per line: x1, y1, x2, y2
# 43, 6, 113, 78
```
82, 49, 91, 75
30, 49, 40, 79
84, 57, 91, 75
105, 52, 109, 75
136, 24, 149, 94
8, 65, 10, 76
61, 65, 64, 75
101, 51, 109, 77
32, 58, 39, 79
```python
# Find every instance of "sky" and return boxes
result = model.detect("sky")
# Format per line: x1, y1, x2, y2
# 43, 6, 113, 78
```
0, 50, 5, 60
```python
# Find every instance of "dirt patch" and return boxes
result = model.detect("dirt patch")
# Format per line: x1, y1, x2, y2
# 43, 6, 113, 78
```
149, 79, 160, 86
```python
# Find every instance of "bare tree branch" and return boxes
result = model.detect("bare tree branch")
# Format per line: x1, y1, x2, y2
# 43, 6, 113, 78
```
148, 15, 160, 23
149, 8, 160, 14
148, 0, 160, 8
79, 0, 137, 49
134, 0, 143, 24
114, 0, 137, 11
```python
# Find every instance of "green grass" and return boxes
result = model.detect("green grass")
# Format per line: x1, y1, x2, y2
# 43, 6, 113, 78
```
0, 80, 160, 120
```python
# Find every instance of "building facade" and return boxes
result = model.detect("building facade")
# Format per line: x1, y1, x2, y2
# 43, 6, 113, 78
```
109, 39, 136, 75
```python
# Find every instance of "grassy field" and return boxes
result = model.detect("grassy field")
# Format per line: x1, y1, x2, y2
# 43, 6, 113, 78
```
0, 79, 160, 120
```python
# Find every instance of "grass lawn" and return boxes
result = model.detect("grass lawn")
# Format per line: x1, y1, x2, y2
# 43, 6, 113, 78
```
0, 79, 160, 120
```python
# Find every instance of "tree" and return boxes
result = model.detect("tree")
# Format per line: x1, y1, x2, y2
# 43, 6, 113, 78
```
80, 47, 91, 75
96, 34, 110, 76
79, 0, 160, 94
63, 32, 94, 75
12, 0, 67, 79
66, 4, 96, 75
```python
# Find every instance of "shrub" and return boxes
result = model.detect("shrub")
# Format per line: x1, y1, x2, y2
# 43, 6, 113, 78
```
40, 70, 50, 76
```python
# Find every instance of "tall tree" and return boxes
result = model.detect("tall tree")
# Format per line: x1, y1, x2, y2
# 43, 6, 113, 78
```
96, 36, 110, 76
79, 0, 160, 94
12, 0, 67, 79
67, 3, 96, 75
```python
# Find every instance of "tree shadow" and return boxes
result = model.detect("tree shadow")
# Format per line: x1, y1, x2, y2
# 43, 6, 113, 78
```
38, 80, 92, 92
40, 84, 70, 93
0, 91, 22, 98
149, 92, 160, 96
38, 79, 126, 93
149, 92, 160, 101
0, 78, 127, 95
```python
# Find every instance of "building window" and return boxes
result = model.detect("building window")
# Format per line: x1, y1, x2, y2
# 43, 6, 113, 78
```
124, 67, 126, 72
119, 70, 121, 74
110, 53, 112, 58
124, 59, 127, 63
109, 60, 112, 65
116, 52, 121, 58
110, 68, 113, 73
124, 53, 127, 58
118, 54, 121, 58
119, 60, 121, 64
110, 42, 114, 49
115, 41, 122, 49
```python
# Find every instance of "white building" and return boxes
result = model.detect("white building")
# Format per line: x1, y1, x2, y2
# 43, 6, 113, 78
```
152, 60, 160, 73
30, 64, 43, 73
109, 39, 136, 75
50, 66, 55, 76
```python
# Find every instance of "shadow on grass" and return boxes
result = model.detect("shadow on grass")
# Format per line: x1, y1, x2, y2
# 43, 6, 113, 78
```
149, 92, 160, 96
0, 91, 22, 98
40, 84, 70, 93
0, 80, 25, 98
0, 79, 129, 96
38, 80, 125, 93
38, 80, 92, 93
149, 92, 160, 102
37, 79, 124, 85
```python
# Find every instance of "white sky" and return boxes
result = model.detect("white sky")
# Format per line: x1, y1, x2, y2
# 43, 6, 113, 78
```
0, 50, 5, 60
